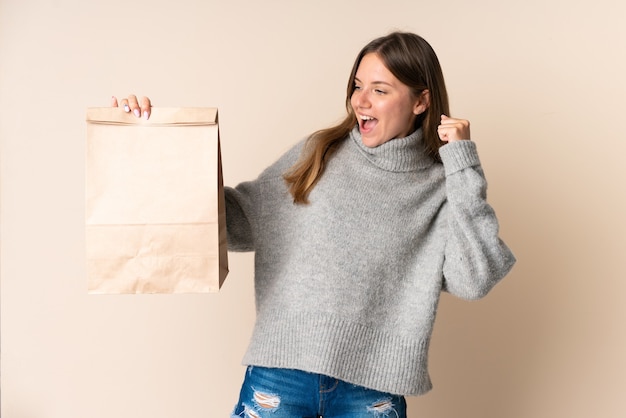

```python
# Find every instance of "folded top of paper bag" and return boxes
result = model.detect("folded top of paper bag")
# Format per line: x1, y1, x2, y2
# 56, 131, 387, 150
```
86, 107, 218, 126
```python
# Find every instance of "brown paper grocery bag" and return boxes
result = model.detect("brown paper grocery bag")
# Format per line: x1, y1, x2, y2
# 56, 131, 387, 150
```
85, 107, 228, 293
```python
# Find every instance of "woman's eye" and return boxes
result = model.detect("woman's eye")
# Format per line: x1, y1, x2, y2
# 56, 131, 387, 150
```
374, 89, 386, 95
353, 85, 362, 90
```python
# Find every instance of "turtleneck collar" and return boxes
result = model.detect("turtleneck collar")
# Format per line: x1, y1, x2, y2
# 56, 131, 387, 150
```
349, 126, 435, 172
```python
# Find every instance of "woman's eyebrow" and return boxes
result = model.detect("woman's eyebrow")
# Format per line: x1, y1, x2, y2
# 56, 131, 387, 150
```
354, 77, 394, 87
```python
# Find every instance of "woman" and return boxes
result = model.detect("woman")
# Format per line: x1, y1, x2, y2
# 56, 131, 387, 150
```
114, 31, 515, 418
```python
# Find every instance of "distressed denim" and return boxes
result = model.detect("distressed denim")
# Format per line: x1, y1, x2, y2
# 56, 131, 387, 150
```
231, 366, 407, 418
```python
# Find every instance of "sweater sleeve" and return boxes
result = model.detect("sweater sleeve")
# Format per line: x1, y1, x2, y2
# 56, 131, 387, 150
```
439, 140, 516, 300
224, 181, 259, 252
224, 138, 307, 253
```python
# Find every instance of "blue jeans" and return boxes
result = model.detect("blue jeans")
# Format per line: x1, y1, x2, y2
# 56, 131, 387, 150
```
231, 366, 407, 418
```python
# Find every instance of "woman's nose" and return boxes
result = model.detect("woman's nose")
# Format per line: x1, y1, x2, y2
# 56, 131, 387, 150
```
354, 90, 370, 108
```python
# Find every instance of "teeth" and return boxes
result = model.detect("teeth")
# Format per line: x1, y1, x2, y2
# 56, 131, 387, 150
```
360, 115, 374, 120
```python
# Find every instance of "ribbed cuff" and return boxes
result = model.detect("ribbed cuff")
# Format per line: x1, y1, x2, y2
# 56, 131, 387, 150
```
439, 140, 480, 176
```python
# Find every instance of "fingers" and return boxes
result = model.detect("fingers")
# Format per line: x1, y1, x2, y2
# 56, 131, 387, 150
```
127, 95, 141, 118
139, 96, 152, 120
113, 95, 152, 119
437, 114, 470, 142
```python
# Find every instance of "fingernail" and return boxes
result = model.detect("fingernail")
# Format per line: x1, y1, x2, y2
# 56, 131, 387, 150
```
134, 108, 140, 117
123, 104, 130, 112
143, 110, 150, 120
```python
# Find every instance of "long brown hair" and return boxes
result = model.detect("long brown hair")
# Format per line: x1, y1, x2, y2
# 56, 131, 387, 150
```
284, 32, 450, 204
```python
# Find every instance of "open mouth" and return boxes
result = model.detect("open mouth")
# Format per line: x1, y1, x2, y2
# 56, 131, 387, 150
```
359, 115, 378, 133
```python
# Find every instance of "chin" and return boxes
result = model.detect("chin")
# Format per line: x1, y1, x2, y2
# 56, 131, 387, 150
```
361, 137, 381, 148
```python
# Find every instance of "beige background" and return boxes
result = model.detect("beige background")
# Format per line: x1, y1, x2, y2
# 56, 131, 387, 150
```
1, 0, 625, 417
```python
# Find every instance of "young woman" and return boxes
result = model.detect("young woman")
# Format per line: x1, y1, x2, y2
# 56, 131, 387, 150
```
114, 31, 515, 418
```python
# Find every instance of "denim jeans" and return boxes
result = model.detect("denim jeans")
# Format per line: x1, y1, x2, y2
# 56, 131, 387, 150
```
231, 366, 407, 418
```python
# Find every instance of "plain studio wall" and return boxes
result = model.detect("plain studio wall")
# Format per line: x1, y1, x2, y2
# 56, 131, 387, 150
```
1, 0, 625, 417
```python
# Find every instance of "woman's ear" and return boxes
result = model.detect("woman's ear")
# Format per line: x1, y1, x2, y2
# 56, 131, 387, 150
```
413, 89, 431, 115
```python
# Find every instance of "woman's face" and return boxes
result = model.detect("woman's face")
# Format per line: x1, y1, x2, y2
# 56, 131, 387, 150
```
350, 53, 428, 148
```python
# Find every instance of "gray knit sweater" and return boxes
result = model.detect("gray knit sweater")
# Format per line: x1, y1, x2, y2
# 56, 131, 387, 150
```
224, 126, 515, 396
